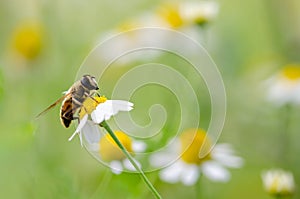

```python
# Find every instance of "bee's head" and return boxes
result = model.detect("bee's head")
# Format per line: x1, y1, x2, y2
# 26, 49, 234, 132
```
81, 75, 99, 90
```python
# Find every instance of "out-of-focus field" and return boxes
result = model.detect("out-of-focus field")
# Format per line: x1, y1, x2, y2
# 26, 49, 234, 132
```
0, 0, 300, 198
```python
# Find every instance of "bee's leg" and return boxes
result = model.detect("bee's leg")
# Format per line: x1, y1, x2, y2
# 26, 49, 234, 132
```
77, 103, 89, 121
94, 91, 101, 97
90, 90, 100, 96
87, 95, 99, 103
72, 116, 79, 122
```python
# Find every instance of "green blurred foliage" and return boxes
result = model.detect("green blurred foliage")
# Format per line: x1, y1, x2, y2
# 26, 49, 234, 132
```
0, 0, 300, 198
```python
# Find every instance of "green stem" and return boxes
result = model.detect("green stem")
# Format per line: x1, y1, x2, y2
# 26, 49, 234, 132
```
100, 121, 162, 199
195, 175, 202, 199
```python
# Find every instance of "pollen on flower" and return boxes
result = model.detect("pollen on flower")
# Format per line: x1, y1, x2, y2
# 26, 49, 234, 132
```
281, 65, 300, 80
180, 129, 211, 164
99, 131, 133, 161
79, 96, 107, 119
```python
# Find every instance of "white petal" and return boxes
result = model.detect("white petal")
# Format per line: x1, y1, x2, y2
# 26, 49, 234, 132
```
212, 152, 244, 168
180, 164, 200, 186
110, 161, 123, 175
86, 143, 100, 152
202, 161, 230, 182
81, 120, 101, 144
110, 100, 134, 111
213, 143, 236, 155
180, 1, 219, 22
265, 77, 300, 105
92, 100, 133, 124
150, 152, 174, 168
123, 158, 142, 171
68, 114, 88, 142
132, 141, 147, 152
75, 114, 88, 134
159, 161, 184, 184
262, 169, 295, 193
211, 144, 244, 168
91, 111, 104, 124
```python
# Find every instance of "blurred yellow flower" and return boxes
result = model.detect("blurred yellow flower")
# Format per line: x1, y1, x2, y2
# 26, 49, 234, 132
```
150, 129, 243, 185
262, 169, 295, 197
12, 22, 43, 60
266, 64, 300, 106
281, 65, 300, 80
99, 131, 133, 161
81, 124, 146, 174
180, 129, 211, 164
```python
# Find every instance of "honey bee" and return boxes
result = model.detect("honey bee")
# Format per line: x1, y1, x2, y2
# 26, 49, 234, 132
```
36, 74, 99, 128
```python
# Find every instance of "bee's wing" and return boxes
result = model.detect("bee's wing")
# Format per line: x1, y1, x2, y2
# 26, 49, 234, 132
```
35, 92, 72, 119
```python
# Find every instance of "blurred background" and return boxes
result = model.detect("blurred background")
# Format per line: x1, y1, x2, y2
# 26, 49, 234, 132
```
1, 0, 300, 198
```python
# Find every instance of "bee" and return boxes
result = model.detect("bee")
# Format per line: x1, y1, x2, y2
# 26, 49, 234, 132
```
36, 74, 99, 128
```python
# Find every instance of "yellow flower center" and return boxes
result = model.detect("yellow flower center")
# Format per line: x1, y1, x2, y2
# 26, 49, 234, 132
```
79, 96, 107, 119
157, 4, 183, 28
99, 131, 133, 161
281, 65, 300, 80
269, 176, 293, 196
12, 22, 43, 59
180, 129, 211, 164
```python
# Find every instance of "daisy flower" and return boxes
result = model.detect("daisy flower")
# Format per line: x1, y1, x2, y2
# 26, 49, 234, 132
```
95, 1, 219, 65
68, 95, 161, 198
68, 95, 147, 174
68, 96, 134, 145
150, 129, 243, 186
265, 64, 300, 106
261, 169, 295, 197
81, 124, 146, 174
158, 1, 219, 28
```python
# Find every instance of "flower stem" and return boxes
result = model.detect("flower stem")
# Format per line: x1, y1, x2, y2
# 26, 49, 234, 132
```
195, 175, 202, 199
274, 194, 282, 199
100, 121, 162, 199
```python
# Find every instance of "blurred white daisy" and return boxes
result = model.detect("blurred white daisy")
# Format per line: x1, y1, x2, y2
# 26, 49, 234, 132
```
158, 1, 219, 28
150, 129, 243, 186
265, 64, 300, 106
179, 1, 219, 26
95, 1, 219, 65
261, 169, 295, 197
95, 15, 168, 65
68, 96, 133, 145
81, 124, 146, 174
